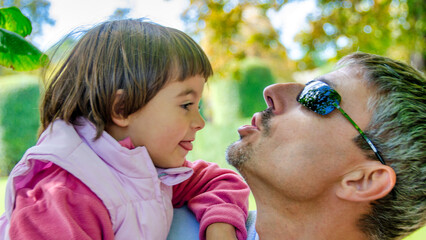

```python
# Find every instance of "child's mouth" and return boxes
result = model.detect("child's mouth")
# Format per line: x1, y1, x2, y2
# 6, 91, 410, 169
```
179, 141, 193, 151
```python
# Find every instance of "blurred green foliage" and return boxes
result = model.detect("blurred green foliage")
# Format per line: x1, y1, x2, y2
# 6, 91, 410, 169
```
0, 75, 39, 176
0, 6, 48, 71
207, 78, 240, 125
183, 0, 293, 81
0, 6, 32, 36
184, 0, 425, 77
0, 0, 54, 38
296, 0, 425, 72
236, 58, 275, 117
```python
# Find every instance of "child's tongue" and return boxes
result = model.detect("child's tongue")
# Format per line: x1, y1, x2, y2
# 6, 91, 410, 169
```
179, 141, 193, 151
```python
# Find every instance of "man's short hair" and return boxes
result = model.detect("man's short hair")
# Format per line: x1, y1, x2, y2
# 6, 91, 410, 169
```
337, 52, 425, 240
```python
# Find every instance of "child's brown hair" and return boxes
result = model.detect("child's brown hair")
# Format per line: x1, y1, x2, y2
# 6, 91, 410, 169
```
40, 19, 213, 138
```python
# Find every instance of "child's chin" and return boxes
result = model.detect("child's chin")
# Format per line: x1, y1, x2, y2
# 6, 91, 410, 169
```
157, 160, 185, 169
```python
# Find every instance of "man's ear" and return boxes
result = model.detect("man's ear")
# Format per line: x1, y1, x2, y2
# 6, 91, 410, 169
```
336, 163, 396, 202
111, 89, 129, 128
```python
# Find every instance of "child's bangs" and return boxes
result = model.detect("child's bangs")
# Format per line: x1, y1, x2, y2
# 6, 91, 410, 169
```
169, 30, 213, 82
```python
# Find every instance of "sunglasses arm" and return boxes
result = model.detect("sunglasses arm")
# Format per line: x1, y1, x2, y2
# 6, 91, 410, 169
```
333, 104, 386, 165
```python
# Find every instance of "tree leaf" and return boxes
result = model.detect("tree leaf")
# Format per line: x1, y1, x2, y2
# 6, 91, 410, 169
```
0, 28, 48, 71
0, 6, 32, 37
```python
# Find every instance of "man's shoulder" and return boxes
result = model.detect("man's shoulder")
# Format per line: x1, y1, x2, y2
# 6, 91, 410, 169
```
168, 206, 200, 240
168, 206, 259, 240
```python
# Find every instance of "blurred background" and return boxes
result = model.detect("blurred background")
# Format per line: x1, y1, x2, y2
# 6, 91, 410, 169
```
0, 0, 424, 238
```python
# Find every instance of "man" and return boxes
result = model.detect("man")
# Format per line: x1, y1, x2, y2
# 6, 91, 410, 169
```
226, 52, 425, 240
168, 52, 425, 240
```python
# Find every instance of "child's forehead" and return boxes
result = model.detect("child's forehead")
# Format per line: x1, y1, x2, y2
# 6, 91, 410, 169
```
164, 75, 206, 94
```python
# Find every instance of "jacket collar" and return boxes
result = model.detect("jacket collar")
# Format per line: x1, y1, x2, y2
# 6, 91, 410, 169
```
73, 118, 193, 184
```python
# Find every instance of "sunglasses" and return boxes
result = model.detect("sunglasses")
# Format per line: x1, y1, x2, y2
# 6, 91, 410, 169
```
297, 80, 386, 165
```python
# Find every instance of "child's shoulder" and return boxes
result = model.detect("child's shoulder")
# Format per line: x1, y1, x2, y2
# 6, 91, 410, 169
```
10, 163, 114, 239
17, 163, 97, 199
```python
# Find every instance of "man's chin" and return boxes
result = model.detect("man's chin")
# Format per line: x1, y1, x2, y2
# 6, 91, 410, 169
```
225, 140, 253, 170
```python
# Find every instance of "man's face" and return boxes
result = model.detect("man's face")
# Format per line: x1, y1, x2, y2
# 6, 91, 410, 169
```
227, 66, 374, 201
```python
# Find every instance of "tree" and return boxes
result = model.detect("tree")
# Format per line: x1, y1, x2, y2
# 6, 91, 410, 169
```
181, 0, 296, 124
295, 0, 425, 71
0, 83, 40, 175
0, 0, 54, 38
182, 0, 295, 81
109, 8, 131, 20
0, 6, 48, 71
237, 58, 275, 117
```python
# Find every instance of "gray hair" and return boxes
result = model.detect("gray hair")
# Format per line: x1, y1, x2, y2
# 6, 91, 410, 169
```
337, 52, 425, 240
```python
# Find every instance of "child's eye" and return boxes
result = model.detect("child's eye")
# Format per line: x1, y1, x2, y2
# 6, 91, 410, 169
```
181, 103, 193, 110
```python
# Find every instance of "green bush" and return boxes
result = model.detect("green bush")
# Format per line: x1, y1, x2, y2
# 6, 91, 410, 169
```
0, 83, 40, 176
207, 78, 240, 125
237, 58, 275, 118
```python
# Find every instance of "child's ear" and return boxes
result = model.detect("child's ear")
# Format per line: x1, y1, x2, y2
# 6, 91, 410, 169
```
111, 89, 129, 128
336, 163, 396, 202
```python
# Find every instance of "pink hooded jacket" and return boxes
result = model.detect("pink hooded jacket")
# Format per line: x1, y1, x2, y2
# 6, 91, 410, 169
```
0, 118, 249, 239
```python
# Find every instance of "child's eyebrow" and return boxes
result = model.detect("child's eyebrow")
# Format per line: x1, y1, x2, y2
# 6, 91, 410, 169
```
176, 88, 197, 98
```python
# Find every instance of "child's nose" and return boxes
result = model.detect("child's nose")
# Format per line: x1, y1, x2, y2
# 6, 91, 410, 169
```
192, 112, 205, 131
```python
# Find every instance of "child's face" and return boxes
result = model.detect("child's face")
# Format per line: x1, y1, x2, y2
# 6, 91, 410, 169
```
126, 75, 206, 168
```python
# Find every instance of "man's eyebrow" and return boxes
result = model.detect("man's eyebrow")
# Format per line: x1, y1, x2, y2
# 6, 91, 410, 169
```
314, 76, 337, 89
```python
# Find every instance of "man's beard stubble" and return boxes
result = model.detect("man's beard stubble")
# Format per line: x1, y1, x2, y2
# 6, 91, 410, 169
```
226, 108, 273, 170
226, 140, 253, 170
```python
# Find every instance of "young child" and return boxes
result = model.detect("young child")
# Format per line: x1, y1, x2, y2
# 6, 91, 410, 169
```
0, 19, 249, 240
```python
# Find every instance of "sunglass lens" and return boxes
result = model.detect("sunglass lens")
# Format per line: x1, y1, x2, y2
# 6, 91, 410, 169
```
298, 81, 341, 115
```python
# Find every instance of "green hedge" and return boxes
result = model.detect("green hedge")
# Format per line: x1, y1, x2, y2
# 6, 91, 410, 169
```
0, 77, 40, 176
237, 58, 275, 118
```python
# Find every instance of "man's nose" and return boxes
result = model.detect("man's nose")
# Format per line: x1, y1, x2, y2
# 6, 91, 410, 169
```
263, 83, 305, 115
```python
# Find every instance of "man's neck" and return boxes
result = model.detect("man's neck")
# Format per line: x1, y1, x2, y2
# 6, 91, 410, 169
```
253, 191, 369, 240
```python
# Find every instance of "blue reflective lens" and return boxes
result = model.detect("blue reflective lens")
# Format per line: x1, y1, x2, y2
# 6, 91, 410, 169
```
298, 81, 341, 115
297, 80, 386, 165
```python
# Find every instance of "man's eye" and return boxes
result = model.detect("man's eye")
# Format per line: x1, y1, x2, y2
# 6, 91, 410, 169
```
297, 81, 314, 102
296, 89, 304, 102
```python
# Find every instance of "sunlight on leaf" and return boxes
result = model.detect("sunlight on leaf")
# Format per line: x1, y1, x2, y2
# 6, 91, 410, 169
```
0, 6, 32, 37
0, 28, 48, 71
